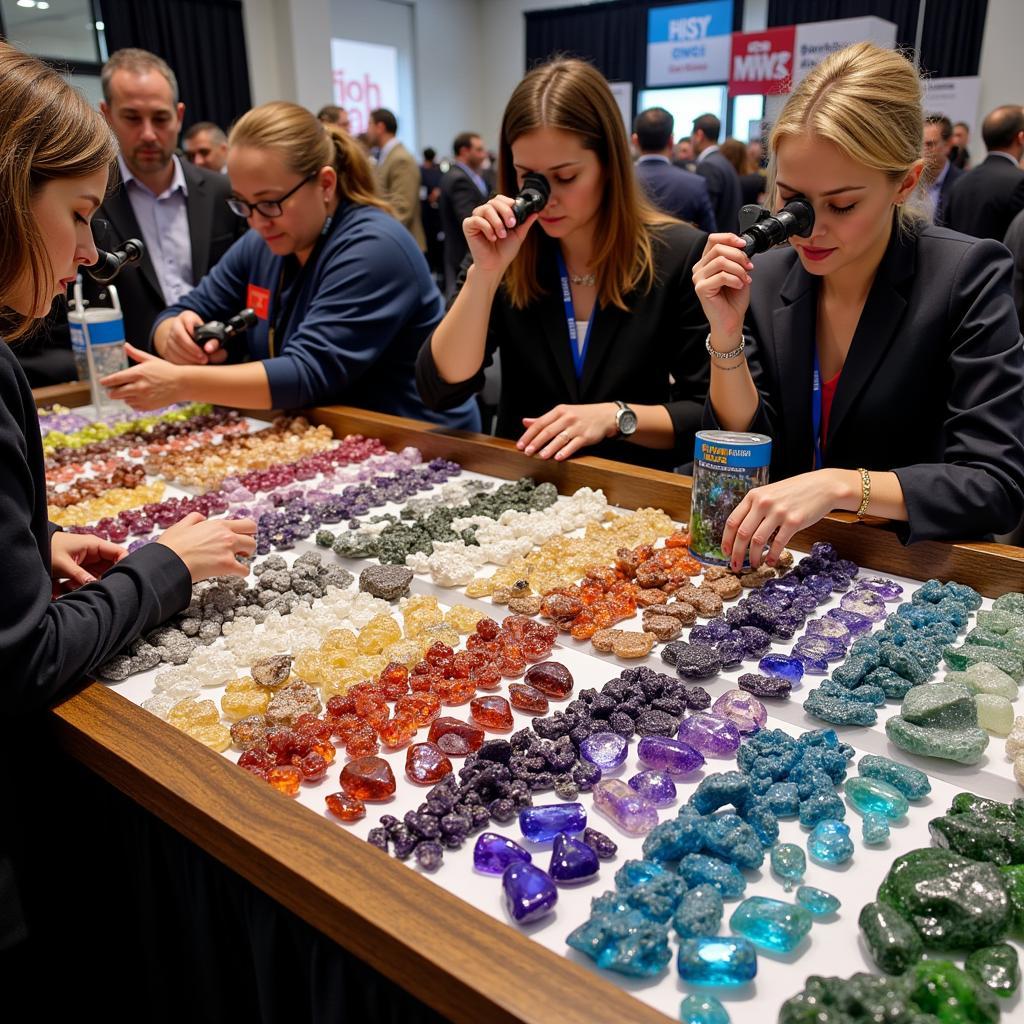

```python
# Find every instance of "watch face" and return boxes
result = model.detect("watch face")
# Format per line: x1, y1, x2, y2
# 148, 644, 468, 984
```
618, 408, 639, 435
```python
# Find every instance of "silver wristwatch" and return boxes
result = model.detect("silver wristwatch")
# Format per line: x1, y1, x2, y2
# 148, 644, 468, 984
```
614, 401, 638, 437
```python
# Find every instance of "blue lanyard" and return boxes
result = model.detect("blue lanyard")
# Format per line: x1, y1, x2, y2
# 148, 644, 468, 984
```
811, 348, 823, 470
555, 250, 594, 381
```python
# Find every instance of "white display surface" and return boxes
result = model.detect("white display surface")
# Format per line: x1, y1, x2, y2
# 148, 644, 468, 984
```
56, 413, 1022, 1023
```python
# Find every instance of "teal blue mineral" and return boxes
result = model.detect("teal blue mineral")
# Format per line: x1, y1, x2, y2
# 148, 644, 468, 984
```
845, 776, 909, 820
729, 896, 813, 953
677, 936, 757, 985
679, 994, 730, 1024
862, 812, 891, 845
771, 842, 806, 889
796, 885, 840, 915
808, 819, 854, 865
856, 754, 931, 800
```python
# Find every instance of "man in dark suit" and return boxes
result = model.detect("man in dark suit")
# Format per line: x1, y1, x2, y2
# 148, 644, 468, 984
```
632, 107, 716, 233
945, 104, 1024, 242
439, 131, 490, 296
921, 114, 962, 227
691, 113, 743, 235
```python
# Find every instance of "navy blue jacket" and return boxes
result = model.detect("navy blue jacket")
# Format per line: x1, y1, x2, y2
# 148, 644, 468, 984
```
153, 201, 480, 429
635, 156, 716, 233
704, 223, 1024, 543
695, 149, 744, 235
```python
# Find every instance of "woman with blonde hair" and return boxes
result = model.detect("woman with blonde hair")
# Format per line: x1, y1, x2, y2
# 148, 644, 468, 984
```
102, 101, 478, 429
417, 58, 709, 469
693, 42, 1024, 565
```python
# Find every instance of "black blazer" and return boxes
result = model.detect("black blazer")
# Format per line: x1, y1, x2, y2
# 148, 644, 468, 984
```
695, 150, 743, 235
417, 222, 710, 471
635, 157, 716, 233
934, 161, 962, 227
439, 166, 488, 296
87, 159, 244, 347
705, 222, 1024, 543
944, 153, 1024, 242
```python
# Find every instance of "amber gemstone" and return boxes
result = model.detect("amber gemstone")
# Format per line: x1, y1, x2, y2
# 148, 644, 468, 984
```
508, 683, 550, 715
395, 691, 442, 726
267, 764, 301, 797
378, 714, 418, 748
475, 617, 500, 640
427, 716, 485, 755
345, 722, 380, 758
431, 677, 476, 705
340, 756, 396, 800
524, 661, 574, 699
377, 662, 410, 699
294, 714, 333, 742
325, 791, 366, 822
331, 713, 362, 742
496, 648, 527, 678
327, 693, 356, 717
294, 750, 328, 781
473, 664, 502, 691
425, 641, 455, 666
353, 692, 389, 729
405, 741, 453, 784
470, 695, 514, 731
311, 738, 336, 764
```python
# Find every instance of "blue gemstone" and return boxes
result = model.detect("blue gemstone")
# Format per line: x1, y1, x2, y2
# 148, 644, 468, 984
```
677, 936, 758, 985
473, 832, 531, 875
807, 819, 854, 865
502, 862, 558, 923
796, 885, 841, 915
770, 842, 806, 884
729, 896, 813, 952
844, 776, 909, 820
519, 802, 586, 842
628, 770, 678, 807
580, 730, 629, 769
680, 994, 730, 1024
549, 831, 599, 883
758, 654, 805, 684
861, 812, 891, 845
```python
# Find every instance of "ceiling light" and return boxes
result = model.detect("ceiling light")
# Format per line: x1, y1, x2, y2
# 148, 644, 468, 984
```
95, 20, 105, 30
16, 1, 37, 9
37, 1, 50, 8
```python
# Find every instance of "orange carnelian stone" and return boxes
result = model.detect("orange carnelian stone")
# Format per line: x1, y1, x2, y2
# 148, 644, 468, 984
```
327, 693, 357, 717
470, 695, 514, 731
345, 721, 380, 758
267, 764, 301, 797
405, 741, 453, 784
431, 677, 476, 705
311, 737, 336, 764
378, 714, 418, 748
353, 691, 388, 730
339, 756, 396, 800
475, 617, 500, 640
395, 691, 442, 726
325, 791, 366, 822
508, 683, 550, 714
472, 663, 502, 691
293, 750, 328, 781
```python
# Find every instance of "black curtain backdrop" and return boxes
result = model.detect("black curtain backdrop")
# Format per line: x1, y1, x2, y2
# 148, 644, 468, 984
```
767, 0, 988, 78
99, 0, 252, 132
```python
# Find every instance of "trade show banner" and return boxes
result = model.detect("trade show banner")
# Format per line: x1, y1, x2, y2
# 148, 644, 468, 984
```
791, 17, 897, 86
330, 38, 399, 136
922, 76, 981, 133
647, 1, 734, 87
729, 27, 796, 95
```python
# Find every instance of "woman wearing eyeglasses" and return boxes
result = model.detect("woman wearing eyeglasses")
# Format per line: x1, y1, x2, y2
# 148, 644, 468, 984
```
100, 101, 480, 429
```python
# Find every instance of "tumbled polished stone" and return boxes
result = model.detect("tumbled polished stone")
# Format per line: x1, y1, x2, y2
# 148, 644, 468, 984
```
712, 689, 768, 732
524, 661, 574, 698
519, 802, 586, 842
758, 654, 804, 684
549, 831, 600, 883
976, 693, 1015, 735
473, 832, 531, 874
857, 754, 931, 800
910, 958, 1002, 1022
949, 663, 1019, 700
679, 994, 730, 1024
580, 731, 629, 769
593, 779, 660, 836
845, 776, 909, 820
405, 741, 453, 785
862, 812, 891, 845
730, 896, 812, 952
677, 713, 741, 757
928, 792, 1024, 867
677, 936, 757, 986
628, 770, 677, 807
885, 716, 989, 765
796, 885, 840, 915
502, 861, 557, 923
637, 735, 705, 776
339, 756, 396, 801
771, 843, 806, 886
859, 899, 923, 974
965, 943, 1020, 997
807, 819, 854, 865
427, 716, 485, 755
469, 695, 514, 731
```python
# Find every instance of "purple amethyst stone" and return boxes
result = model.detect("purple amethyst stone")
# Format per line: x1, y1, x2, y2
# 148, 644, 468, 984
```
677, 713, 741, 756
826, 608, 873, 635
712, 689, 768, 732
637, 735, 705, 776
628, 770, 678, 807
804, 616, 852, 645
473, 832, 532, 875
549, 831, 600, 882
579, 731, 629, 770
855, 576, 904, 601
758, 654, 805, 684
840, 589, 888, 622
502, 862, 558, 923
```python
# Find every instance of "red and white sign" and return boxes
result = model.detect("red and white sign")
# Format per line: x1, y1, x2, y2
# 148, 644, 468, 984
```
729, 27, 795, 95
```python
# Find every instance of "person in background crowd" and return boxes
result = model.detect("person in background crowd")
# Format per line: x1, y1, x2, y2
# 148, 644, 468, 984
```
420, 147, 444, 281
920, 114, 961, 226
100, 101, 479, 431
673, 137, 696, 171
183, 121, 228, 173
691, 113, 743, 234
481, 150, 498, 194
632, 107, 715, 233
950, 120, 971, 169
439, 131, 491, 295
367, 107, 426, 252
719, 137, 765, 206
418, 58, 710, 471
944, 104, 1024, 241
1002, 206, 1024, 330
693, 42, 1024, 564
747, 137, 765, 170
317, 104, 350, 133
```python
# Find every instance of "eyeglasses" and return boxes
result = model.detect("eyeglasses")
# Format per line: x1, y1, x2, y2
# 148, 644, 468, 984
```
227, 172, 317, 219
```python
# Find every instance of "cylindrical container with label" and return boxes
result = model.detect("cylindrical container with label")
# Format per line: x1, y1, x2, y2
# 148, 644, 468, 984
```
68, 281, 127, 382
689, 430, 772, 566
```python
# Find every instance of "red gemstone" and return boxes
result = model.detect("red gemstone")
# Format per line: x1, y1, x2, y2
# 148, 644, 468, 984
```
339, 756, 396, 800
395, 691, 442, 726
325, 791, 366, 821
524, 661, 574, 699
431, 677, 476, 705
470, 695, 514, 731
475, 617, 500, 640
405, 741, 453, 784
508, 683, 550, 714
378, 714, 418, 748
427, 716, 485, 756
267, 764, 301, 797
345, 721, 380, 758
472, 663, 502, 691
378, 662, 410, 699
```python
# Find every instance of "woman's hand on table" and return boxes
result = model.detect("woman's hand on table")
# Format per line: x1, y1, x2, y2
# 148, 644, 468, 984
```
722, 469, 859, 571
154, 310, 229, 365
50, 531, 128, 588
100, 344, 186, 411
517, 403, 617, 460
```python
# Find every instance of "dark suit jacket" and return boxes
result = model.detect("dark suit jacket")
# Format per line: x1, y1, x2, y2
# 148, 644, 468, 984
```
439, 165, 488, 296
635, 157, 716, 233
934, 161, 962, 226
695, 149, 743, 235
417, 222, 711, 471
87, 159, 243, 348
705, 222, 1024, 543
944, 153, 1024, 241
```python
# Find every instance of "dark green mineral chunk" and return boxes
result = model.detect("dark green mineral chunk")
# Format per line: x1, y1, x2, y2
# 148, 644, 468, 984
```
858, 900, 923, 974
965, 943, 1020, 997
908, 958, 1000, 1024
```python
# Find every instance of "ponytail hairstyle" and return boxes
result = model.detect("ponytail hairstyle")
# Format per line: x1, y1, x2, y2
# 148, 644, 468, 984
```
228, 100, 393, 216
0, 41, 117, 339
499, 58, 675, 311
768, 42, 929, 228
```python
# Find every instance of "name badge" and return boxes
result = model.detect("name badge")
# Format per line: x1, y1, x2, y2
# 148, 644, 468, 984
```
246, 284, 271, 320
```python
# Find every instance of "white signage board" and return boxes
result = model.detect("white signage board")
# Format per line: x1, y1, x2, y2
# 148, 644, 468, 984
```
330, 38, 399, 137
922, 76, 982, 133
792, 17, 897, 86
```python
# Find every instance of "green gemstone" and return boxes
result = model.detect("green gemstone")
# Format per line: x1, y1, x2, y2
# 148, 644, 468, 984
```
965, 943, 1020, 997
975, 693, 1015, 735
964, 625, 1024, 654
929, 794, 1024, 866
877, 848, 1012, 949
885, 716, 989, 764
977, 608, 1024, 633
845, 776, 909, 820
900, 680, 977, 728
947, 663, 1019, 700
1000, 865, 1024, 932
858, 899, 923, 974
943, 644, 1024, 683
908, 958, 1000, 1024
992, 591, 1024, 615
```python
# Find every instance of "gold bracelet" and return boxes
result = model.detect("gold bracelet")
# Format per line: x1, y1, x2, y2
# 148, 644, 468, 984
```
856, 468, 871, 519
